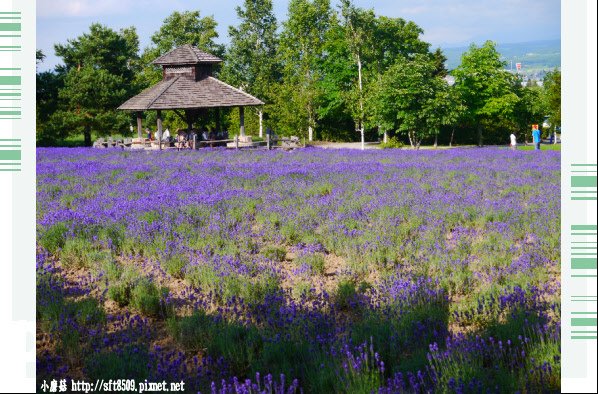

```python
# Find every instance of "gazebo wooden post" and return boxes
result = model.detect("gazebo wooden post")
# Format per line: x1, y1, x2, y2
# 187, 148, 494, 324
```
185, 110, 193, 132
239, 106, 245, 138
215, 108, 221, 133
157, 109, 163, 150
136, 112, 143, 140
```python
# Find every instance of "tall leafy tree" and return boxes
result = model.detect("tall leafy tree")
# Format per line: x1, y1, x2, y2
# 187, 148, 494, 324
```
36, 51, 67, 145
371, 54, 450, 149
55, 24, 139, 82
51, 24, 139, 145
367, 16, 430, 142
222, 0, 280, 137
513, 81, 545, 142
452, 41, 519, 146
543, 70, 561, 140
275, 0, 332, 140
51, 67, 129, 146
319, 7, 430, 143
339, 0, 375, 149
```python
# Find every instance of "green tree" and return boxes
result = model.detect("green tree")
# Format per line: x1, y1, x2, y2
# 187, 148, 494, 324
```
543, 70, 561, 139
318, 7, 430, 143
36, 50, 67, 145
339, 0, 376, 149
513, 82, 545, 143
443, 87, 468, 147
275, 0, 332, 140
221, 0, 280, 137
55, 24, 139, 82
367, 16, 430, 142
431, 48, 448, 78
51, 66, 130, 146
50, 24, 139, 145
371, 54, 450, 149
452, 41, 519, 146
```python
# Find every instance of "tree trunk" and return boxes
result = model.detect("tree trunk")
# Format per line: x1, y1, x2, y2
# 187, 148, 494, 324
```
84, 125, 92, 147
361, 128, 365, 150
357, 53, 365, 150
434, 134, 438, 148
307, 104, 314, 141
383, 130, 388, 143
477, 125, 483, 147
408, 131, 414, 149
258, 109, 263, 138
449, 127, 455, 147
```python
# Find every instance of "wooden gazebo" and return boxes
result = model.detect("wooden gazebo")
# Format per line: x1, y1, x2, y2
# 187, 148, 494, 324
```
118, 45, 264, 147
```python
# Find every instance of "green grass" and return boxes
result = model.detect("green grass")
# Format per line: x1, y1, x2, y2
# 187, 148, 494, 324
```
517, 144, 561, 151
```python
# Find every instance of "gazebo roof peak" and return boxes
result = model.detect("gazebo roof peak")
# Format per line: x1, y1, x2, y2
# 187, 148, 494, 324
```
152, 44, 222, 66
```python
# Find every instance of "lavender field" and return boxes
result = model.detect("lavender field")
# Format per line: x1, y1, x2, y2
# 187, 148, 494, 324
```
37, 147, 561, 393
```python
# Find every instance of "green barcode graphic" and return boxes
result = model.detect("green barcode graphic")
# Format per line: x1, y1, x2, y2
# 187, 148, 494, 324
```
0, 139, 20, 171
0, 68, 20, 119
0, 11, 21, 41
571, 225, 597, 277
571, 164, 598, 200
571, 306, 598, 340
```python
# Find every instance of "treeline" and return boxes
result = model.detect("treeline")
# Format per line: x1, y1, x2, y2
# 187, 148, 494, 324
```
36, 0, 561, 147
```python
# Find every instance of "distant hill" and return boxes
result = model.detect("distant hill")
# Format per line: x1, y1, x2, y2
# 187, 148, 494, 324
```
441, 39, 561, 73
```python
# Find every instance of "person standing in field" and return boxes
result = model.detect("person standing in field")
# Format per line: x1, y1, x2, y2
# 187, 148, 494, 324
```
532, 124, 541, 150
510, 133, 517, 150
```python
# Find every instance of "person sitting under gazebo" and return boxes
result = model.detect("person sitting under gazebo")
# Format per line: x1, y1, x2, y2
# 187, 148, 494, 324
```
176, 129, 188, 150
162, 127, 171, 141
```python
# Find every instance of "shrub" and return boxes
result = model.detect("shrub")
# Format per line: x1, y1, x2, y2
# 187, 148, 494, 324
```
262, 245, 287, 262
100, 224, 126, 252
108, 282, 131, 307
163, 254, 187, 279
241, 273, 281, 305
335, 279, 358, 311
167, 311, 262, 375
60, 237, 95, 269
70, 298, 106, 326
380, 136, 404, 149
39, 222, 69, 254
292, 280, 312, 300
185, 264, 220, 293
100, 259, 123, 282
85, 344, 151, 381
130, 278, 170, 318
58, 327, 81, 365
296, 253, 326, 275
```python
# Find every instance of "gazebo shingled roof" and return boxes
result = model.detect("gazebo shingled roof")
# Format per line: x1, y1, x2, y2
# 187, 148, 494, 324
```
118, 45, 264, 111
118, 76, 263, 110
118, 45, 263, 146
152, 44, 223, 66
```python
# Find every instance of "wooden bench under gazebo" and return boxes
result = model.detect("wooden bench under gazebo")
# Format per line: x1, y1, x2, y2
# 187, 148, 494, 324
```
118, 44, 264, 150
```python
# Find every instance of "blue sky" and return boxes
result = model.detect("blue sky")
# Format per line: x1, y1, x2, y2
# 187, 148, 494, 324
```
37, 0, 561, 72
